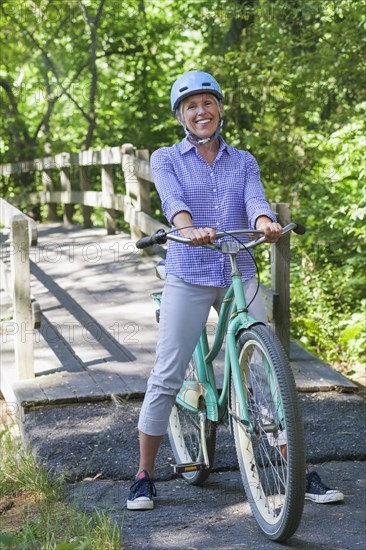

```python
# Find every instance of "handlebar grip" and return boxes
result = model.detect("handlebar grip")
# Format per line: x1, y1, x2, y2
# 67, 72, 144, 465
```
136, 229, 167, 249
293, 223, 306, 235
136, 235, 157, 249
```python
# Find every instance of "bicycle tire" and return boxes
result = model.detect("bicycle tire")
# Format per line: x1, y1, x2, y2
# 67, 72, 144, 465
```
168, 356, 216, 485
230, 325, 305, 541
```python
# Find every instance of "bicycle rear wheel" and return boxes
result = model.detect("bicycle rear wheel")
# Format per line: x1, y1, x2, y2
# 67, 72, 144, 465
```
168, 356, 216, 485
230, 325, 305, 541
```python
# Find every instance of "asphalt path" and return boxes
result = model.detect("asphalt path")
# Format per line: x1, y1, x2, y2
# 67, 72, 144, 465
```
21, 391, 366, 549
65, 463, 365, 550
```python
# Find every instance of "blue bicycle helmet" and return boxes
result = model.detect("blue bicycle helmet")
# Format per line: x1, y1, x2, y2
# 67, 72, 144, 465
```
170, 70, 223, 112
171, 71, 224, 144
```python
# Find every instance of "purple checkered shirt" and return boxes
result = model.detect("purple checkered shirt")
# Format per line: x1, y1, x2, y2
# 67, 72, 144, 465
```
151, 136, 276, 287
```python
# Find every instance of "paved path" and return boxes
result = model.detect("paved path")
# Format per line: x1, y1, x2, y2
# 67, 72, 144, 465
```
65, 462, 365, 550
22, 392, 366, 549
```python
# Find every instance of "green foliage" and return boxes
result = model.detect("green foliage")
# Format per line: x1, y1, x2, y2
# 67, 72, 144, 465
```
0, 426, 122, 549
0, 0, 203, 162
200, 0, 366, 373
290, 107, 365, 373
0, 427, 60, 500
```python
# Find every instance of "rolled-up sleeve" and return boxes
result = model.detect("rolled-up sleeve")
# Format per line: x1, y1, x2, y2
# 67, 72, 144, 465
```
151, 148, 192, 224
244, 152, 277, 228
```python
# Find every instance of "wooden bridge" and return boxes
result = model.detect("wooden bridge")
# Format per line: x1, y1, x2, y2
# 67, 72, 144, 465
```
0, 144, 355, 414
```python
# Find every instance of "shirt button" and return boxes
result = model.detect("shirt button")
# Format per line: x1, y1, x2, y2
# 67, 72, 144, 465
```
210, 172, 214, 177
212, 188, 217, 192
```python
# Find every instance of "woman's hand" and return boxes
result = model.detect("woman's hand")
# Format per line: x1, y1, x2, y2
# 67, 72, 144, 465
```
173, 212, 216, 245
255, 216, 282, 243
180, 226, 217, 245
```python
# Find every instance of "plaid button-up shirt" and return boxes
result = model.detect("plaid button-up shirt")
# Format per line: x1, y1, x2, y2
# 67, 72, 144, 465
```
151, 136, 276, 287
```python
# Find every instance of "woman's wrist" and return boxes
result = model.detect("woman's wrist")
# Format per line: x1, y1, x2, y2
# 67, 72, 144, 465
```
255, 215, 273, 230
173, 211, 194, 237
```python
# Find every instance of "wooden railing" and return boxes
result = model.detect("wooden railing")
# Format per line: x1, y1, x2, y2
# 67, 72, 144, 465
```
0, 144, 166, 240
0, 199, 41, 383
1, 144, 292, 361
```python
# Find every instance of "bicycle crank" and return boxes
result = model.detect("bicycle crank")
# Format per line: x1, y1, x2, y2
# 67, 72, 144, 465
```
171, 410, 210, 474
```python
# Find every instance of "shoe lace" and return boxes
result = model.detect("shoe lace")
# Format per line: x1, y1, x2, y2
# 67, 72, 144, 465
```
307, 471, 330, 492
131, 476, 157, 498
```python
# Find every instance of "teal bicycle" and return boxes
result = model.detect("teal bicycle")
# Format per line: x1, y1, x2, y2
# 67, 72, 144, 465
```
136, 223, 306, 542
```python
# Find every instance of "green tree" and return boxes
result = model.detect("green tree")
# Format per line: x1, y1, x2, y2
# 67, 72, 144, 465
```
0, 0, 203, 163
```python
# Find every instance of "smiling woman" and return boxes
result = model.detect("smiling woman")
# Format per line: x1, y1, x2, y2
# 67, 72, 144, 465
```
127, 69, 284, 512
177, 94, 223, 165
171, 71, 224, 145
127, 69, 344, 514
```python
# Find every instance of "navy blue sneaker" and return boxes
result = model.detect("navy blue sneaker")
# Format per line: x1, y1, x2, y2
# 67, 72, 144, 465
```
305, 471, 344, 504
127, 470, 157, 510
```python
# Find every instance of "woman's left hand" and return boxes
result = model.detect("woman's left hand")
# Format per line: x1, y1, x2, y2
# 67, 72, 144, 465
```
255, 217, 282, 243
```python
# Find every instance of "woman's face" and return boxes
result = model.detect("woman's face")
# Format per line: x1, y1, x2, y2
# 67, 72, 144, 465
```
178, 93, 222, 139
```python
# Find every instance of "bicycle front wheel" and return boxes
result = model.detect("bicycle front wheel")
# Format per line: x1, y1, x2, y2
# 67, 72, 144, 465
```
230, 325, 305, 542
168, 356, 216, 485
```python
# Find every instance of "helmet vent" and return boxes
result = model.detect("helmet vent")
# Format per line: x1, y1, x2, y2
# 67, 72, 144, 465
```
179, 86, 188, 92
202, 82, 211, 86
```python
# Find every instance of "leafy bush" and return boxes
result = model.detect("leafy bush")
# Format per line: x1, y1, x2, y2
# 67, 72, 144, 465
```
290, 108, 366, 374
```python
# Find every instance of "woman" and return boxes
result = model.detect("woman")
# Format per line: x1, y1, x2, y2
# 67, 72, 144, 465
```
127, 71, 344, 510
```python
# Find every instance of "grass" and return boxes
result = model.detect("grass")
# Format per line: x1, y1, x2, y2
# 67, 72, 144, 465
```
0, 419, 123, 550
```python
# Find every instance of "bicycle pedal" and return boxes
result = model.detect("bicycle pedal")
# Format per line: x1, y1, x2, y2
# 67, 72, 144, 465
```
171, 462, 207, 474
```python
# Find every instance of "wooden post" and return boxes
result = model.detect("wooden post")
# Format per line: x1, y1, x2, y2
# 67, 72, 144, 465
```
270, 202, 291, 355
122, 144, 151, 241
60, 166, 74, 225
10, 215, 34, 379
79, 166, 92, 228
135, 149, 151, 214
41, 169, 58, 221
101, 164, 116, 235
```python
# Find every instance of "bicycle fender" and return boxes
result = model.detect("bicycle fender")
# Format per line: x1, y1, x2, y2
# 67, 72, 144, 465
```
176, 382, 218, 422
229, 314, 265, 337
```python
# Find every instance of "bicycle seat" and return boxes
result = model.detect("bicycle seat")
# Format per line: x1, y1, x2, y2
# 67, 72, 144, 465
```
155, 260, 166, 280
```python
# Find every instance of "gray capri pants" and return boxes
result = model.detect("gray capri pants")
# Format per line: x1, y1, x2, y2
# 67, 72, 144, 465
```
138, 274, 267, 436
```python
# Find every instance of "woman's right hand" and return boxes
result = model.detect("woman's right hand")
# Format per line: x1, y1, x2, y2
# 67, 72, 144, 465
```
179, 226, 217, 245
173, 212, 216, 245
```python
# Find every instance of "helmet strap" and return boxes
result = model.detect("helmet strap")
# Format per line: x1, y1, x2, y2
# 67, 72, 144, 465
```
184, 118, 223, 145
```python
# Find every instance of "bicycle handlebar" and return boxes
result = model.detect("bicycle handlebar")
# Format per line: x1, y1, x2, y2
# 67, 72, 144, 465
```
135, 222, 306, 250
135, 228, 168, 249
291, 223, 306, 235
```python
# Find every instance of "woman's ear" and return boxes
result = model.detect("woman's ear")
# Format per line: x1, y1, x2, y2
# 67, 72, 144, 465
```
176, 112, 185, 127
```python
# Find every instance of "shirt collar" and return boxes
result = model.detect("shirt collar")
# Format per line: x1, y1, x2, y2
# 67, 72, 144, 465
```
179, 135, 231, 156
